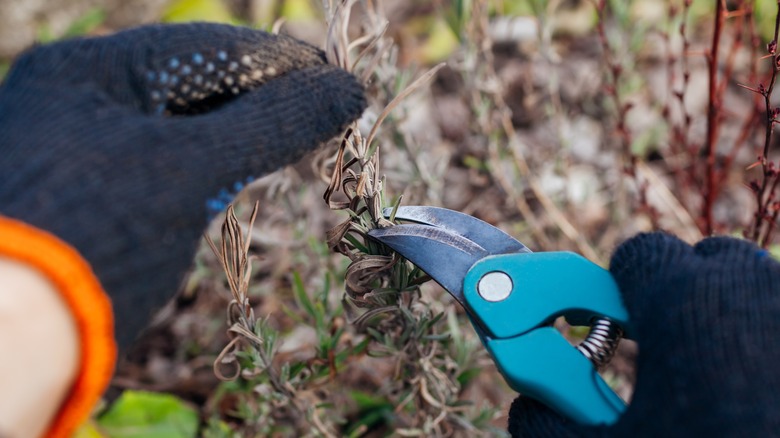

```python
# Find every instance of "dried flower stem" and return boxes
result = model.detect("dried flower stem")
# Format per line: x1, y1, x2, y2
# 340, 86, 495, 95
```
206, 203, 338, 435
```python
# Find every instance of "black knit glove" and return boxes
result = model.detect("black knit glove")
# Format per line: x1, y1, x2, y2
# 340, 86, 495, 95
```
508, 232, 780, 437
0, 23, 366, 349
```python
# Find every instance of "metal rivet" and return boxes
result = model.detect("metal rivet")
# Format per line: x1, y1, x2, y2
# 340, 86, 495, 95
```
217, 50, 228, 61
477, 271, 513, 302
192, 53, 204, 65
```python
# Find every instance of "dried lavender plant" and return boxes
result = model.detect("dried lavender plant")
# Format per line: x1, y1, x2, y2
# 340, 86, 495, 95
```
203, 2, 507, 435
205, 203, 265, 381
320, 1, 501, 434
205, 203, 340, 436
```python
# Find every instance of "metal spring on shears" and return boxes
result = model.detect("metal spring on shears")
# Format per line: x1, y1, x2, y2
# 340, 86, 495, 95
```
576, 318, 623, 368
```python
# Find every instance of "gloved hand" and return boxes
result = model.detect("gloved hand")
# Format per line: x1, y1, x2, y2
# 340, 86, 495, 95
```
508, 232, 780, 437
0, 22, 366, 349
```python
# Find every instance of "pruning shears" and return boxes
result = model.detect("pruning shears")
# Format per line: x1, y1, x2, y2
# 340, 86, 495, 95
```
367, 206, 632, 426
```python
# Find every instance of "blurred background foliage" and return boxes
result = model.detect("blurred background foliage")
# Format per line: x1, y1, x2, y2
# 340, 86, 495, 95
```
4, 0, 780, 436
4, 0, 532, 77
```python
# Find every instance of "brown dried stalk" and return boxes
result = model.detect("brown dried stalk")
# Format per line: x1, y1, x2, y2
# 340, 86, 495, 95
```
204, 203, 284, 387
319, 2, 492, 434
206, 204, 345, 435
321, 0, 444, 301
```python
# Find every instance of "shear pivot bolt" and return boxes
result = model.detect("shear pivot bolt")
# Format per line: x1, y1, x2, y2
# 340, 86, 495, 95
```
477, 271, 513, 302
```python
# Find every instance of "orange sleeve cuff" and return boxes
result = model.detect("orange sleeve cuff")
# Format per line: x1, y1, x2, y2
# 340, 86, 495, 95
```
0, 216, 116, 438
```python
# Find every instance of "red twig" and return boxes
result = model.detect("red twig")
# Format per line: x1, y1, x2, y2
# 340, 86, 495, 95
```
702, 0, 725, 235
748, 0, 780, 246
721, 3, 761, 186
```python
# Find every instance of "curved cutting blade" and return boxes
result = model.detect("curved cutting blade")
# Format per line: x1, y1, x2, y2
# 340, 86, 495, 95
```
369, 206, 531, 306
382, 206, 531, 255
368, 224, 488, 304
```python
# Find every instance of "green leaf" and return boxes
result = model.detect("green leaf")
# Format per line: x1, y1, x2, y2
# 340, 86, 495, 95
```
0, 62, 9, 81
769, 244, 780, 261
163, 0, 234, 23
280, 0, 318, 21
346, 391, 394, 437
73, 421, 106, 438
97, 391, 199, 438
202, 417, 234, 438
292, 271, 319, 324
344, 233, 370, 253
63, 8, 106, 38
419, 18, 460, 63
351, 390, 388, 409
456, 367, 482, 387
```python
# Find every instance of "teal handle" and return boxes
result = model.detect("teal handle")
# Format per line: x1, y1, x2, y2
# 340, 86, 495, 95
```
462, 251, 630, 425
487, 327, 625, 425
463, 252, 630, 339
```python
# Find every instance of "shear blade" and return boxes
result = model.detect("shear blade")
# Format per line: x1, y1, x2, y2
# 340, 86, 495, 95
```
382, 206, 531, 255
368, 224, 488, 304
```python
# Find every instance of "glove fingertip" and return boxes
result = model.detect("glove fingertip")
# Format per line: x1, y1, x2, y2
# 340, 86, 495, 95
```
305, 65, 368, 132
609, 232, 689, 275
163, 64, 366, 186
692, 235, 766, 262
